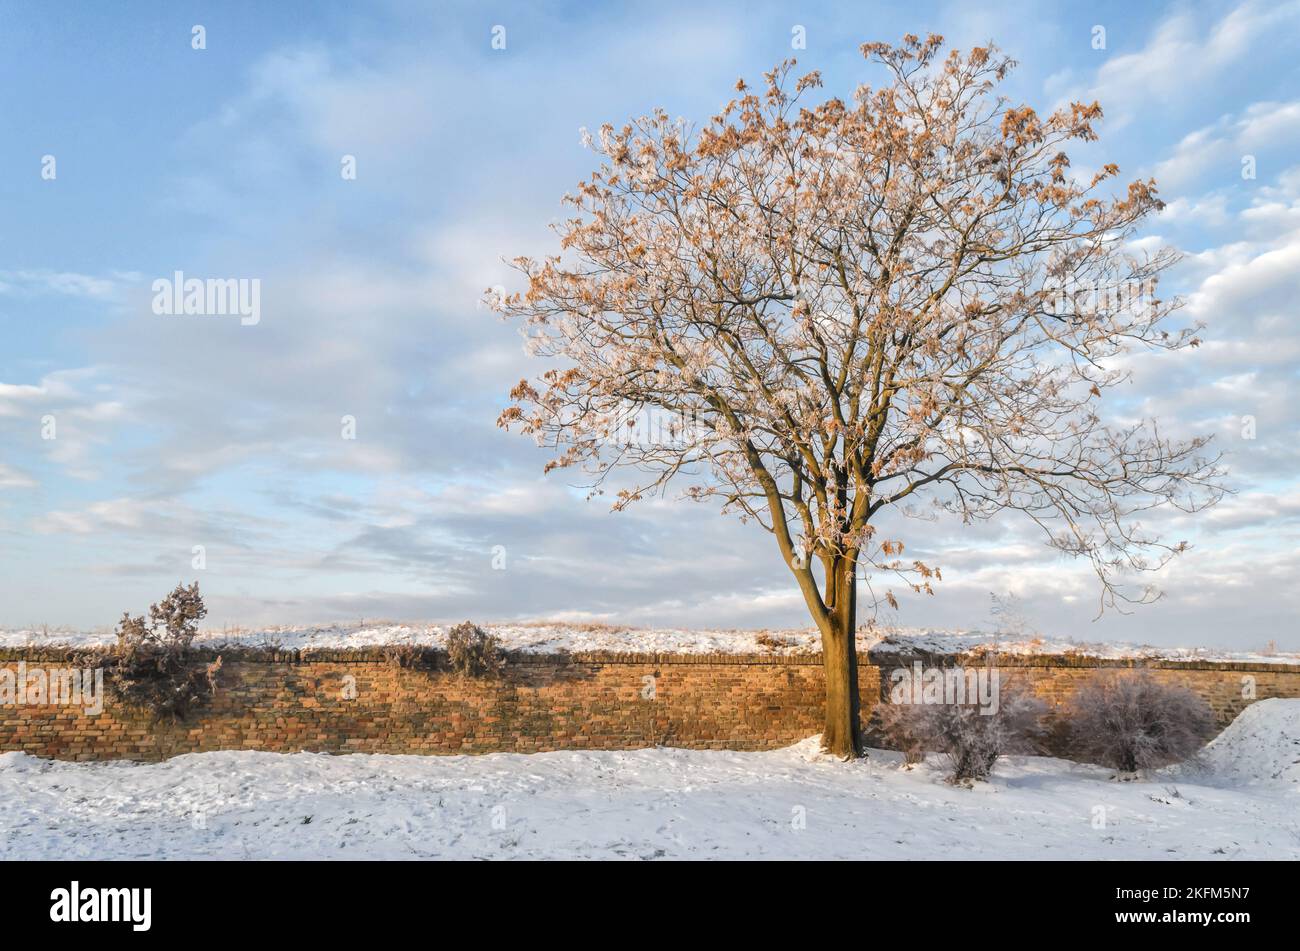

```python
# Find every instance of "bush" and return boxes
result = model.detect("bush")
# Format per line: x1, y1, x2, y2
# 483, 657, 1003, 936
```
754, 631, 798, 651
445, 621, 505, 678
100, 582, 221, 721
874, 680, 1047, 784
382, 643, 430, 669
1066, 673, 1215, 775
872, 702, 929, 766
928, 686, 1047, 783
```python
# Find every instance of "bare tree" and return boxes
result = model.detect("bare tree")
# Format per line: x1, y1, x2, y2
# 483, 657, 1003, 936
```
490, 34, 1223, 758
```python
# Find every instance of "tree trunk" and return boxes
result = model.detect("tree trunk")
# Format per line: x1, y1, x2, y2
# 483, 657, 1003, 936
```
820, 556, 863, 759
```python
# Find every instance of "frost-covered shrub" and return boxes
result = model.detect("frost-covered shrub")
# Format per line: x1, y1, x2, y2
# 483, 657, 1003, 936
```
100, 582, 221, 722
382, 643, 430, 669
445, 621, 505, 678
927, 687, 1047, 783
875, 681, 1047, 784
1066, 673, 1214, 774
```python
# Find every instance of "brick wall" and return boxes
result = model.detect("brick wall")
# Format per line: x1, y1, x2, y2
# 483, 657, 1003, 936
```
1, 646, 1296, 761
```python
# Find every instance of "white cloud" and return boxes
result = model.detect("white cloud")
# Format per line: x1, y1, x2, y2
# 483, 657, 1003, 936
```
1155, 100, 1300, 190
1084, 2, 1300, 126
0, 270, 127, 301
0, 464, 36, 490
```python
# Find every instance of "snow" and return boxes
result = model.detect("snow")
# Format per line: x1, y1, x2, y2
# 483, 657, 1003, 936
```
2, 701, 1297, 860
0, 621, 823, 655
869, 629, 1300, 665
2, 620, 1295, 665
1193, 698, 1300, 786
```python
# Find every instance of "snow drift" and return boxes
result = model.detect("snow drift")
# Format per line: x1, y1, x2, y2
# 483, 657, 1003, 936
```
1199, 698, 1300, 786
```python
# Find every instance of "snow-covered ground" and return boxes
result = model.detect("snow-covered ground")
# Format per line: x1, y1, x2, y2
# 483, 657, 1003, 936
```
2, 620, 1295, 664
2, 700, 1296, 860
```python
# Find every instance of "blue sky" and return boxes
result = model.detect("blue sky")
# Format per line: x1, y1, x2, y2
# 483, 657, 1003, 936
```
2, 0, 1299, 647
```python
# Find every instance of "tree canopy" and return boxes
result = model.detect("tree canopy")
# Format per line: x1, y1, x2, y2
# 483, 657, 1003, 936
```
492, 34, 1223, 633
